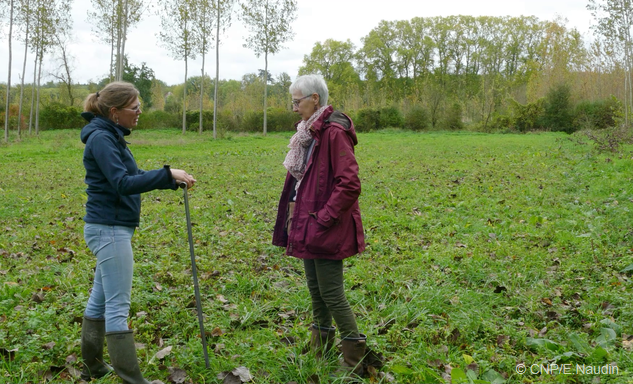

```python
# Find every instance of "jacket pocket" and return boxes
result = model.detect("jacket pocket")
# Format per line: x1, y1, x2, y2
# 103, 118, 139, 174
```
305, 217, 342, 254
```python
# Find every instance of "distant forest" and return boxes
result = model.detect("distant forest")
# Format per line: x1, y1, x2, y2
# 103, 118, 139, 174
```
3, 6, 633, 136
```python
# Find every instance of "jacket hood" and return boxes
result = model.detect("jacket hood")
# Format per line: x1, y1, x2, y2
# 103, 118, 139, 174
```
310, 106, 358, 146
80, 112, 130, 144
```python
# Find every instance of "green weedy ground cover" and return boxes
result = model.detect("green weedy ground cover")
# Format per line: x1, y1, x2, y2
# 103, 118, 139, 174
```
1, 129, 632, 383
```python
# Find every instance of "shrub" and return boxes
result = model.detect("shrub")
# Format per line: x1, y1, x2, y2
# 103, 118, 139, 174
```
136, 110, 179, 130
164, 97, 181, 114
239, 109, 297, 132
441, 103, 464, 130
355, 108, 381, 132
573, 96, 621, 130
266, 108, 297, 132
185, 110, 214, 131
404, 106, 430, 131
509, 98, 545, 132
543, 83, 574, 133
242, 110, 263, 133
481, 113, 513, 132
379, 106, 404, 128
38, 103, 84, 130
0, 105, 25, 131
216, 110, 240, 132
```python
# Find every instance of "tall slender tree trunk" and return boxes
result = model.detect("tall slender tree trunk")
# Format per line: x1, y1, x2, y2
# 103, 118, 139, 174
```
625, 70, 629, 127
628, 57, 633, 127
262, 1, 268, 136
212, 0, 220, 140
263, 50, 268, 136
199, 7, 206, 136
119, 0, 128, 81
115, 0, 122, 81
18, 15, 30, 139
29, 43, 39, 135
4, 0, 15, 143
624, 9, 633, 127
200, 55, 205, 134
182, 56, 188, 134
35, 52, 43, 135
60, 42, 74, 106
110, 24, 115, 81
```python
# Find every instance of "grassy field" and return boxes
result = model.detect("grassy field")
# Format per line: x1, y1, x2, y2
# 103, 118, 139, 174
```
1, 129, 633, 384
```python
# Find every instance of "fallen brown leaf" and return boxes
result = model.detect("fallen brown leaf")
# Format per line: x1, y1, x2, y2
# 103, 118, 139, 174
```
154, 346, 172, 360
167, 367, 188, 384
32, 292, 45, 303
65, 353, 77, 364
42, 342, 55, 350
231, 366, 253, 382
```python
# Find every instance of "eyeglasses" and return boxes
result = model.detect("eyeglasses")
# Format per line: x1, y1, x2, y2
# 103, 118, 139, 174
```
291, 95, 312, 107
122, 103, 142, 113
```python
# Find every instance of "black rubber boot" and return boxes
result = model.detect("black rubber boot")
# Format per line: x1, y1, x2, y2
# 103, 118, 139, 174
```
106, 330, 151, 384
310, 324, 337, 359
80, 316, 112, 381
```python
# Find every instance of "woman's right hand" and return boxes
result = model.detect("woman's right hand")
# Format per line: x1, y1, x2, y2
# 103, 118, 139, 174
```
171, 169, 196, 189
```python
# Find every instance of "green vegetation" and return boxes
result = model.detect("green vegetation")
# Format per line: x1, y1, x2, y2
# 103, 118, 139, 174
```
1, 129, 633, 383
2, 13, 631, 137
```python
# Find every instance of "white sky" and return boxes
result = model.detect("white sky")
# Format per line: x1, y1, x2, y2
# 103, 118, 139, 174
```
0, 0, 595, 86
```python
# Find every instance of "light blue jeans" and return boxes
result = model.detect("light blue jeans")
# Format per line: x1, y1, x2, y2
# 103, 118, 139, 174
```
83, 223, 135, 333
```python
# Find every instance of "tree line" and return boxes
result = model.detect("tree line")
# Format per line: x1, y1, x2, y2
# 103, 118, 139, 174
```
299, 14, 627, 132
1, 0, 298, 142
2, 0, 633, 141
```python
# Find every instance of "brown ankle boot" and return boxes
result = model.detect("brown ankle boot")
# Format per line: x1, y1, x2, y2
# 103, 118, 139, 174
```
310, 324, 336, 359
340, 334, 367, 376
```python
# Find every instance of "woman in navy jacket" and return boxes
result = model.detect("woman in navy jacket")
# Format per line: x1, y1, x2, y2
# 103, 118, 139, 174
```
78, 81, 195, 383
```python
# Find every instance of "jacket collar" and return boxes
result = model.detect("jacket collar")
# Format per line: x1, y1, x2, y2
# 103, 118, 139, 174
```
82, 112, 131, 145
308, 105, 334, 137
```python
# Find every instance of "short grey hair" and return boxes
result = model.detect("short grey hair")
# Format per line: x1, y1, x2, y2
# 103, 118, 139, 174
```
290, 74, 329, 107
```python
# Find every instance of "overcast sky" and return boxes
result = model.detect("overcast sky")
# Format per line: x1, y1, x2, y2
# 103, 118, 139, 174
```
0, 0, 596, 86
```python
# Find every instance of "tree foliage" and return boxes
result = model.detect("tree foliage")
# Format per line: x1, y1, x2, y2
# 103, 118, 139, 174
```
587, 0, 633, 125
239, 0, 297, 135
87, 0, 146, 81
122, 58, 156, 108
158, 0, 197, 133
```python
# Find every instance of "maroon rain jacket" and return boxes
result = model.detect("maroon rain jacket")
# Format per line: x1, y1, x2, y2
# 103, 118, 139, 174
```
272, 106, 365, 260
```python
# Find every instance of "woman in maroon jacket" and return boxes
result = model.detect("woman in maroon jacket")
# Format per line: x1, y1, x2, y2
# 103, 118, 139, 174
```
272, 74, 369, 375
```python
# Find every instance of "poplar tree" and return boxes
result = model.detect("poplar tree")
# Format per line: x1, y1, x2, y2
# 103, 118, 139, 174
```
4, 0, 15, 143
239, 0, 297, 135
588, 0, 633, 125
159, 0, 197, 134
15, 0, 35, 138
88, 0, 146, 82
212, 0, 234, 139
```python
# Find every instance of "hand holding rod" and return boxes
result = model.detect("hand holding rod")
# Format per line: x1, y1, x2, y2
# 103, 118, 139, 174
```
180, 182, 210, 369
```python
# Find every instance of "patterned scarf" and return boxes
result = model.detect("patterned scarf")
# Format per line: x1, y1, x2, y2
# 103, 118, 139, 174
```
283, 105, 329, 189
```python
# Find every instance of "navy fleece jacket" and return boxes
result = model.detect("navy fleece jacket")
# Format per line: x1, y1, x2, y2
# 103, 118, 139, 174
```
80, 112, 177, 227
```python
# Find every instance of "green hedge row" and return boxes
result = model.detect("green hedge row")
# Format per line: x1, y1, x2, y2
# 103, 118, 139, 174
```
502, 92, 621, 134
39, 104, 85, 130
141, 108, 299, 133
7, 94, 623, 134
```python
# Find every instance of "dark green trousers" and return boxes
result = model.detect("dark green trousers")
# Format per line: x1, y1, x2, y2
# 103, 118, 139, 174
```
303, 258, 359, 339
